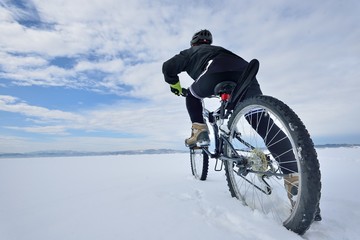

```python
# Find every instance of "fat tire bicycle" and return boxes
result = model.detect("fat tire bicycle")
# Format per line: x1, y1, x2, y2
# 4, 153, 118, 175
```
184, 59, 321, 235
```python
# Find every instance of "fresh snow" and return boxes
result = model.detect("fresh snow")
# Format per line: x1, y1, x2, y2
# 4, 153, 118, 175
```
0, 147, 359, 240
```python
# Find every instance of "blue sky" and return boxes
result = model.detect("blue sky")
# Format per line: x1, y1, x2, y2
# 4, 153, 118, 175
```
0, 0, 359, 153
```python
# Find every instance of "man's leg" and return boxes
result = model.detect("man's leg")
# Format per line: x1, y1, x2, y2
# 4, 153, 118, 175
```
186, 92, 204, 123
245, 110, 298, 174
184, 92, 209, 147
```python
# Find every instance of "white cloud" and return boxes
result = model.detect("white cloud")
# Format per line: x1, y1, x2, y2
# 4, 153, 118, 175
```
0, 95, 82, 122
0, 0, 359, 152
0, 52, 47, 71
5, 125, 69, 135
0, 94, 190, 144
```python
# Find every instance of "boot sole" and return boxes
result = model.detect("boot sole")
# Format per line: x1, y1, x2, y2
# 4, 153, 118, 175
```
186, 141, 210, 148
185, 132, 210, 148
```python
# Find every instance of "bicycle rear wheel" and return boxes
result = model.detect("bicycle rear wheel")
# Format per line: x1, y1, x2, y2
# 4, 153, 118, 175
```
190, 148, 209, 181
224, 95, 321, 235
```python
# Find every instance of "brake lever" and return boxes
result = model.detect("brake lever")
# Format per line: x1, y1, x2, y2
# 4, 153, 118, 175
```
181, 88, 188, 97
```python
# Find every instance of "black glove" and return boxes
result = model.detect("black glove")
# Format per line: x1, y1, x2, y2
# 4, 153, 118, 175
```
170, 81, 182, 96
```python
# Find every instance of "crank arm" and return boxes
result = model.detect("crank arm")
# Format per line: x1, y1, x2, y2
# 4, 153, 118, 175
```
248, 170, 286, 177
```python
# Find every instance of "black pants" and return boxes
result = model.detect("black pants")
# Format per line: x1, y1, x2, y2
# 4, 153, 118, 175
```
245, 110, 298, 174
186, 54, 297, 174
186, 54, 261, 123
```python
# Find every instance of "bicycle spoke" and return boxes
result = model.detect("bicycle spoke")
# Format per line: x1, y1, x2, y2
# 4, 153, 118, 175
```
223, 96, 321, 235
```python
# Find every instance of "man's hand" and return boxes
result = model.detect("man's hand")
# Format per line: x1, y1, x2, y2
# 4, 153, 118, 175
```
170, 81, 182, 96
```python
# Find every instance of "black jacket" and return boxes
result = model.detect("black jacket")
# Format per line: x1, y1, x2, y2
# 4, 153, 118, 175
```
162, 44, 239, 85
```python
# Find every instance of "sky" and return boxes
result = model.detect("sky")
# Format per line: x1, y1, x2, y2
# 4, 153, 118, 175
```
0, 0, 359, 153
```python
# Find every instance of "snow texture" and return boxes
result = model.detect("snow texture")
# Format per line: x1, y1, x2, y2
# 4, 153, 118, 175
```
0, 147, 359, 240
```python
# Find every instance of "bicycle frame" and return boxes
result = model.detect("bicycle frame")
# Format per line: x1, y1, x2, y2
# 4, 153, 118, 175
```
201, 95, 286, 178
186, 59, 282, 175
201, 96, 247, 170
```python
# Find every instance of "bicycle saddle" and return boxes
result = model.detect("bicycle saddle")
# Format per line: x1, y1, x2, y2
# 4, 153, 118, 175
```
214, 81, 236, 95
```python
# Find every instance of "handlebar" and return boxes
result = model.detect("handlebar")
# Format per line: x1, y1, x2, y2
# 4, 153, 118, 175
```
181, 88, 188, 97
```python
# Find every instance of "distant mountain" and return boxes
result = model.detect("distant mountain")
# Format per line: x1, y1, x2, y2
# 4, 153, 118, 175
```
0, 144, 359, 158
315, 144, 360, 149
0, 149, 188, 158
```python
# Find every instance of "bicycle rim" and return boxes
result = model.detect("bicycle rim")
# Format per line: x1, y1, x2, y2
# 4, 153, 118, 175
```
224, 95, 321, 234
190, 148, 209, 181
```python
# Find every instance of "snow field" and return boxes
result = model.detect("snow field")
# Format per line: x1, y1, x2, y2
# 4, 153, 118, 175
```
0, 147, 359, 240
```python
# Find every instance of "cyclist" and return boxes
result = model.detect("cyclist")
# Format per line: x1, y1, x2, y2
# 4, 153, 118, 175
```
163, 29, 261, 147
162, 29, 321, 221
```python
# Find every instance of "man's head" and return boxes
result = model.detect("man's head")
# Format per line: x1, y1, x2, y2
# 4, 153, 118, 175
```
190, 29, 212, 46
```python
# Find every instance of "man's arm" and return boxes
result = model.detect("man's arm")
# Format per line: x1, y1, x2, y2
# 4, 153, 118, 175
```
162, 50, 189, 84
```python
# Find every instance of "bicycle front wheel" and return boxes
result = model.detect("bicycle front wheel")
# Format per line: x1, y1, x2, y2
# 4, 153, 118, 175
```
190, 148, 209, 180
224, 95, 321, 235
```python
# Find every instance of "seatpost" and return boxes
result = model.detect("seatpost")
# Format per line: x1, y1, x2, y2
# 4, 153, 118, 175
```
220, 93, 231, 119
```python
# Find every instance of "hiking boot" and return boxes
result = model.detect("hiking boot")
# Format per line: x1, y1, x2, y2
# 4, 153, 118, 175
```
284, 173, 299, 207
284, 173, 322, 221
185, 122, 210, 147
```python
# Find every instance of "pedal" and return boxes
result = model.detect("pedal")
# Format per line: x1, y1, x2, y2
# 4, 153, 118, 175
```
191, 146, 203, 150
196, 132, 210, 147
187, 141, 210, 149
196, 140, 210, 147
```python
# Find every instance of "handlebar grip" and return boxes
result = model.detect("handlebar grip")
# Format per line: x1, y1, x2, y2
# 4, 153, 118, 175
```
181, 88, 188, 97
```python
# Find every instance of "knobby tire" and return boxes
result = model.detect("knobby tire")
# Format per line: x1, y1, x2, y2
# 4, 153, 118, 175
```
224, 95, 321, 235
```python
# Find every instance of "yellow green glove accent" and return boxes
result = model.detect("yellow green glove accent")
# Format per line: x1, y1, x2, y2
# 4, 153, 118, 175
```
170, 81, 182, 96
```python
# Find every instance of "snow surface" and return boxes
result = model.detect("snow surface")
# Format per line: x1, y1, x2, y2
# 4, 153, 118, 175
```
0, 147, 359, 240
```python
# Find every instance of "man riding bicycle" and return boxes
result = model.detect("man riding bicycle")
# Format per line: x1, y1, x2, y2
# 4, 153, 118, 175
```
162, 29, 262, 147
162, 29, 321, 221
